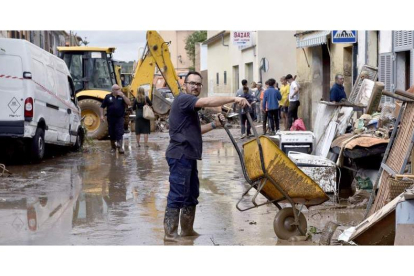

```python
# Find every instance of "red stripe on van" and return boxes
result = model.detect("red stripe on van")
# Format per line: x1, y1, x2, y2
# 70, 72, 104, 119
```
0, 73, 80, 115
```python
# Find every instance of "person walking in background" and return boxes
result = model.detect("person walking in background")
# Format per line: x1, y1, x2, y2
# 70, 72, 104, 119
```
286, 74, 300, 129
279, 76, 290, 130
235, 79, 253, 135
261, 80, 269, 134
250, 81, 258, 121
239, 86, 255, 139
255, 82, 264, 123
100, 84, 131, 154
262, 78, 282, 135
132, 87, 153, 148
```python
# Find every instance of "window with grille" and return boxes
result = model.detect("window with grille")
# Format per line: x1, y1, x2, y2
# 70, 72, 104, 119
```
394, 31, 414, 52
224, 71, 227, 85
216, 73, 219, 85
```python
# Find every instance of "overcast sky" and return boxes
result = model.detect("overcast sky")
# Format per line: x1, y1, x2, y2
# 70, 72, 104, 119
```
74, 31, 147, 62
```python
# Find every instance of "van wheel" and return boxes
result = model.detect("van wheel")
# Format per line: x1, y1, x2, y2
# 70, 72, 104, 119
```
31, 128, 45, 162
79, 99, 108, 140
72, 128, 84, 151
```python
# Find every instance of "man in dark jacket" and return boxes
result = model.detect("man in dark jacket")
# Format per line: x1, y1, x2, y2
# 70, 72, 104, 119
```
330, 74, 347, 103
239, 86, 255, 139
262, 78, 282, 135
100, 84, 131, 153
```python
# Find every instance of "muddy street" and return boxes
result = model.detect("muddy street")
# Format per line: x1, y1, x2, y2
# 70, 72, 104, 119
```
0, 128, 365, 245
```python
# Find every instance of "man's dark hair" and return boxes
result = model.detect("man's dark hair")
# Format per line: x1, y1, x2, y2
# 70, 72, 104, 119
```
285, 74, 293, 80
184, 71, 203, 83
241, 79, 248, 86
268, 78, 276, 86
265, 80, 269, 85
243, 86, 249, 93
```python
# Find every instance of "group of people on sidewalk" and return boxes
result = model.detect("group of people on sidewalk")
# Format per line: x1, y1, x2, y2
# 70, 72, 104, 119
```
236, 74, 300, 138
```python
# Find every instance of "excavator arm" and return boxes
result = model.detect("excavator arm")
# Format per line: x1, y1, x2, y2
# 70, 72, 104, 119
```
129, 30, 182, 115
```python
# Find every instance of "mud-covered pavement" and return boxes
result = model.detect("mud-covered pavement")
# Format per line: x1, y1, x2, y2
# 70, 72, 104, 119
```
0, 127, 365, 245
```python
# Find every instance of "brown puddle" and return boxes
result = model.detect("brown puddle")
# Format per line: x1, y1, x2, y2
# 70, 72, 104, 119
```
0, 130, 366, 245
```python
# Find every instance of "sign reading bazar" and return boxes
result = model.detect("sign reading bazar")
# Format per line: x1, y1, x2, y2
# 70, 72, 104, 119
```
232, 31, 252, 46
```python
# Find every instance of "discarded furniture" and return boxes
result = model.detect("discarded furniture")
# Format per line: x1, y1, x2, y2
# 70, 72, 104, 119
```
313, 65, 379, 159
288, 151, 337, 194
271, 131, 315, 155
367, 91, 414, 216
339, 187, 414, 245
348, 64, 378, 103
331, 134, 389, 160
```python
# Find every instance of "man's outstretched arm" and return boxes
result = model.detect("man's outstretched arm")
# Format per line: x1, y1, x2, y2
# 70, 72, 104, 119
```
195, 96, 249, 109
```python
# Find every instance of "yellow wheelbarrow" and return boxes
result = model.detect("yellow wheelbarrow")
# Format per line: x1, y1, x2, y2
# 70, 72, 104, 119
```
221, 111, 329, 240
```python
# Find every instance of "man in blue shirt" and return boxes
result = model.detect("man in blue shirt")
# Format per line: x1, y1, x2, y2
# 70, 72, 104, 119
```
164, 71, 249, 242
330, 74, 347, 103
238, 86, 255, 139
262, 78, 282, 135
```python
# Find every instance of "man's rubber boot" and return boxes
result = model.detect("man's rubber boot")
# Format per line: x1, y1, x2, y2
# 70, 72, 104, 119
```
164, 207, 180, 242
117, 139, 124, 154
180, 206, 199, 237
110, 140, 116, 152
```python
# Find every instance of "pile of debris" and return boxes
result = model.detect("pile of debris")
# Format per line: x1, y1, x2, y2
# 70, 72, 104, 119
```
310, 65, 414, 245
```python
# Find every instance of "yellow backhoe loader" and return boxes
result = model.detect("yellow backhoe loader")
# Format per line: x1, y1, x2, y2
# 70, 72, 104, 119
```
57, 31, 181, 139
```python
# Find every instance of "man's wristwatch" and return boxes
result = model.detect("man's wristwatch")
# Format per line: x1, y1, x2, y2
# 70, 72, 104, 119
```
211, 121, 217, 129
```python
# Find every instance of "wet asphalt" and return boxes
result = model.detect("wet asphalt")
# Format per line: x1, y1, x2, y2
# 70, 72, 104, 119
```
0, 128, 365, 245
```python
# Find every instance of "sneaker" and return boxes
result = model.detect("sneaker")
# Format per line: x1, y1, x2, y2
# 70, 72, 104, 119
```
240, 134, 246, 139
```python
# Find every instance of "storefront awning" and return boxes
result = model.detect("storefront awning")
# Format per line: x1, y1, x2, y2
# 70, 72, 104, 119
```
295, 31, 331, 48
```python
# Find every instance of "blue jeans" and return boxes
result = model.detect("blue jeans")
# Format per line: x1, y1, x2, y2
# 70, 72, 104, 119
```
268, 109, 280, 132
166, 156, 199, 209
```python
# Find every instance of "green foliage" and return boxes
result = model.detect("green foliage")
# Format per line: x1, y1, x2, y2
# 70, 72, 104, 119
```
185, 31, 207, 69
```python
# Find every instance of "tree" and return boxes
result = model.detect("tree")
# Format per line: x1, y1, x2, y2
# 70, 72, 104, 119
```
185, 31, 207, 71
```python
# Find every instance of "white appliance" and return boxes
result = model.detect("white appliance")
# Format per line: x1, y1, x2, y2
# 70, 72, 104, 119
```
288, 151, 337, 194
270, 131, 315, 155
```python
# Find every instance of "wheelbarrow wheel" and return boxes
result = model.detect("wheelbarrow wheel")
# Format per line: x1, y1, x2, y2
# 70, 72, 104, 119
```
273, 207, 307, 240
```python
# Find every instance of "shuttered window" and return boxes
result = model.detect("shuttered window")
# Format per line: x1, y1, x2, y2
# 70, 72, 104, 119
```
394, 31, 414, 52
379, 53, 394, 103
411, 50, 414, 87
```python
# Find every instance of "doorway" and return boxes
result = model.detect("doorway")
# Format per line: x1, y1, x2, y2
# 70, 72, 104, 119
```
322, 44, 331, 100
395, 51, 411, 91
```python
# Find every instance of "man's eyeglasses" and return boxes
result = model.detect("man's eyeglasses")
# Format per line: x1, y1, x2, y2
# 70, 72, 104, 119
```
185, 82, 203, 88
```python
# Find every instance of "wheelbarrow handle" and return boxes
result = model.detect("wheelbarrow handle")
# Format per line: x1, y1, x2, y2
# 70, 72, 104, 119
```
221, 123, 254, 185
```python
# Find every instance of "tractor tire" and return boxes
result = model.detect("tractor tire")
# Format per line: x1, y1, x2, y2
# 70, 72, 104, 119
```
79, 99, 108, 140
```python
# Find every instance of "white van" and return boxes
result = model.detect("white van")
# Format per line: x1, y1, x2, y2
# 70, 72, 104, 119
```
0, 38, 84, 161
